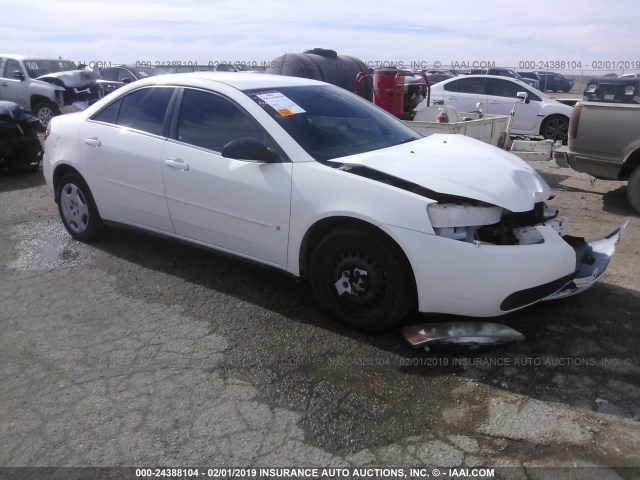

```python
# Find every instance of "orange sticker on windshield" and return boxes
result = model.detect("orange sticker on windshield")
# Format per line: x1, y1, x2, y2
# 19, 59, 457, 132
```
276, 108, 295, 116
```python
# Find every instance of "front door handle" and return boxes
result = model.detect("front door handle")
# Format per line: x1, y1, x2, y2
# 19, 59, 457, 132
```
445, 96, 456, 100
84, 137, 101, 146
488, 100, 500, 104
0, 82, 8, 87
165, 158, 189, 171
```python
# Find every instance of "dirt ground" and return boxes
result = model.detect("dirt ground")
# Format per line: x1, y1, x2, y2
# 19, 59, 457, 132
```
1, 156, 639, 477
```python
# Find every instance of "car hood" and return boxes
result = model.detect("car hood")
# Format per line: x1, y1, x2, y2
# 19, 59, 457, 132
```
331, 134, 550, 212
37, 69, 99, 88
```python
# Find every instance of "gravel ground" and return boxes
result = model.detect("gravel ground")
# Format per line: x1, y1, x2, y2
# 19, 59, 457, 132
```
1, 158, 639, 476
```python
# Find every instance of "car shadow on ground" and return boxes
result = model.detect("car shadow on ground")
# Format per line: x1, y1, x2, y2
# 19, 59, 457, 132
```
89, 226, 640, 438
0, 167, 44, 193
603, 185, 640, 217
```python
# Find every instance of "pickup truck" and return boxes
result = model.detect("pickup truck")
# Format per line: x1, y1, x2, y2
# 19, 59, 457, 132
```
555, 100, 640, 212
0, 54, 102, 125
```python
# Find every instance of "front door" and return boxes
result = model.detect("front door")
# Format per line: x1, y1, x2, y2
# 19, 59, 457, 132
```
161, 88, 292, 267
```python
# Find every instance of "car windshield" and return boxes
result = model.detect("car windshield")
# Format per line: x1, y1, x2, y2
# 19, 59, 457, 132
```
24, 59, 77, 78
244, 85, 422, 162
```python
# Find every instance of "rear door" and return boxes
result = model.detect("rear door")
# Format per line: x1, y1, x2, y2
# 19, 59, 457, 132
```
161, 88, 292, 267
80, 86, 176, 232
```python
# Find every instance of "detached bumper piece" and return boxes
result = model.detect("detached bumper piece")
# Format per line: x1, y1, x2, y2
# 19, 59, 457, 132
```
544, 217, 630, 301
401, 322, 525, 351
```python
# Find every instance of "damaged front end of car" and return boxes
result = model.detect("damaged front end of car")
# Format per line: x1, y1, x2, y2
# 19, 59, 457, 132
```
0, 101, 43, 170
336, 133, 629, 314
425, 197, 629, 311
37, 69, 103, 114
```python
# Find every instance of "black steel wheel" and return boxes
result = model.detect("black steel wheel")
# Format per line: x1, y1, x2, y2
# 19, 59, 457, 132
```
310, 229, 416, 332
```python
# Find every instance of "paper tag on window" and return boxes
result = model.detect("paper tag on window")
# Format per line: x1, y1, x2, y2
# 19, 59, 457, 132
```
256, 92, 305, 116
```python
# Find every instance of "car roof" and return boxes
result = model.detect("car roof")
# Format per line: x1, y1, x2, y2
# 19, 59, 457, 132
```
130, 71, 329, 90
438, 74, 531, 84
0, 53, 74, 62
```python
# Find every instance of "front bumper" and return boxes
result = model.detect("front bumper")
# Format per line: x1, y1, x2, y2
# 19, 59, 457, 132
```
543, 218, 629, 301
388, 218, 629, 317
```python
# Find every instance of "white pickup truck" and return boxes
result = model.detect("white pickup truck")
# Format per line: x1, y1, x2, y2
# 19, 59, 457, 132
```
555, 100, 640, 213
0, 54, 102, 125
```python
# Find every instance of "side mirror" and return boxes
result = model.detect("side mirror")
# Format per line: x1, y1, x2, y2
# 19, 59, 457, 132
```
121, 78, 132, 84
12, 70, 25, 81
517, 91, 530, 104
221, 137, 278, 162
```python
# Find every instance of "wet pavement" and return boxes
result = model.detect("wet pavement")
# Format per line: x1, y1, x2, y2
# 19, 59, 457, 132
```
1, 163, 640, 475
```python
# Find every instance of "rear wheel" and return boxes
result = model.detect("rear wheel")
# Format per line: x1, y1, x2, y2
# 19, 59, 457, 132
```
540, 115, 569, 144
310, 229, 416, 332
627, 166, 640, 214
56, 173, 103, 241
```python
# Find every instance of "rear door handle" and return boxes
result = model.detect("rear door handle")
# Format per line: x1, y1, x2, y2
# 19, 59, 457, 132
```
0, 82, 8, 87
84, 137, 101, 146
489, 100, 500, 104
445, 96, 456, 100
165, 158, 189, 171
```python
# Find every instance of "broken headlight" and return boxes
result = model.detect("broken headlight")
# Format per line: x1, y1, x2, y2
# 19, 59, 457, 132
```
428, 201, 568, 245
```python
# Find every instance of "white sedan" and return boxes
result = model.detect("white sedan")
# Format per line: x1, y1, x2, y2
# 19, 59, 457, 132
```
43, 73, 627, 332
427, 75, 574, 143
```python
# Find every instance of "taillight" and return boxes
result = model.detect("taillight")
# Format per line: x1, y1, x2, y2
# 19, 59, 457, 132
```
44, 120, 51, 141
569, 105, 582, 140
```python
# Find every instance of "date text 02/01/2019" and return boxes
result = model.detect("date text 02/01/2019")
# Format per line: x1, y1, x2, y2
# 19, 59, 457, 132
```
518, 60, 640, 69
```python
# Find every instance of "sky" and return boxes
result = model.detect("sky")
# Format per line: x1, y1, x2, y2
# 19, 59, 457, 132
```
3, 0, 640, 74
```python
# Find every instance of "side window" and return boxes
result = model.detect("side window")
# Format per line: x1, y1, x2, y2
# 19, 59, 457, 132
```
117, 88, 174, 136
99, 68, 119, 81
486, 78, 521, 98
118, 69, 135, 82
92, 98, 122, 124
487, 79, 541, 102
443, 80, 458, 92
176, 89, 273, 153
2, 59, 22, 79
457, 78, 486, 94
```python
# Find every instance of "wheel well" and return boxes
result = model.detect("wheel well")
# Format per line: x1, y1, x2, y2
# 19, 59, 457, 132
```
619, 149, 640, 181
299, 216, 416, 284
30, 95, 52, 111
52, 164, 83, 196
539, 113, 568, 129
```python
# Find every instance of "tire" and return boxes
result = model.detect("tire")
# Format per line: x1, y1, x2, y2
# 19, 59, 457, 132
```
309, 229, 416, 332
540, 115, 569, 144
32, 101, 60, 127
627, 166, 640, 214
56, 173, 103, 241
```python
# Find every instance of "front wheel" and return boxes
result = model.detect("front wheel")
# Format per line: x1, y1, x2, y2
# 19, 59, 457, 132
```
540, 115, 569, 144
627, 166, 640, 214
56, 173, 103, 241
33, 101, 60, 127
310, 229, 416, 332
